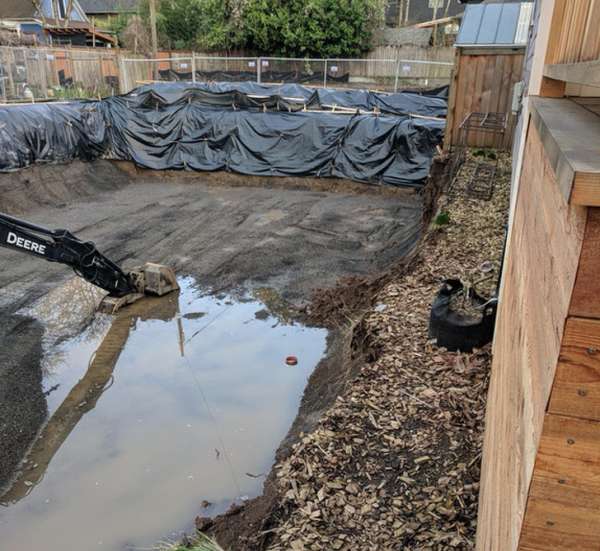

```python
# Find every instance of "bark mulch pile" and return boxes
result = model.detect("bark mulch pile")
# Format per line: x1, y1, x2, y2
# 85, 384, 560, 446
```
264, 151, 511, 550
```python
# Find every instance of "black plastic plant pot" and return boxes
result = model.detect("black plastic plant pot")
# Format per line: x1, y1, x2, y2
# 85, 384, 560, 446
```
428, 279, 497, 353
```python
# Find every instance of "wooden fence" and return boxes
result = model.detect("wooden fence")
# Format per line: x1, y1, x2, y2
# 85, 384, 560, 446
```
445, 47, 525, 150
0, 46, 125, 101
0, 44, 454, 101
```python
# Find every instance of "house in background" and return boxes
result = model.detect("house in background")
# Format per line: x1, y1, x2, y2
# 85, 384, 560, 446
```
78, 0, 139, 29
385, 0, 465, 28
0, 0, 116, 47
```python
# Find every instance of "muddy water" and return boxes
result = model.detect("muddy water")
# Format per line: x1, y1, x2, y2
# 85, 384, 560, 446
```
0, 278, 326, 550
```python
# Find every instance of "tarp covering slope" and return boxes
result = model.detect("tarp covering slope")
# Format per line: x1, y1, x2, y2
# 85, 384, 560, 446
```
0, 82, 446, 188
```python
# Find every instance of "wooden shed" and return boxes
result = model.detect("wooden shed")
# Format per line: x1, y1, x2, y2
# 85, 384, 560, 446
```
445, 1, 533, 149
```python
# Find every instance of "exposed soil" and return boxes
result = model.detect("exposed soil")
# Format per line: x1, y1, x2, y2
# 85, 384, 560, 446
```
198, 152, 510, 550
0, 313, 46, 493
0, 159, 434, 495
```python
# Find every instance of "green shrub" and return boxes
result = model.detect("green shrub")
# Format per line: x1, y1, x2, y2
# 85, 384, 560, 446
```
141, 0, 384, 56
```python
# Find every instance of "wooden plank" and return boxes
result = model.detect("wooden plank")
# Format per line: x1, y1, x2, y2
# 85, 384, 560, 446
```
549, 317, 600, 421
556, 1, 574, 64
533, 448, 600, 496
520, 499, 600, 550
521, 414, 600, 550
535, 414, 600, 469
518, 414, 600, 550
570, 209, 600, 316
539, 76, 566, 98
529, 475, 600, 509
475, 123, 587, 551
520, 524, 600, 551
545, 0, 568, 65
443, 49, 459, 150
571, 173, 600, 206
451, 53, 468, 146
478, 55, 497, 147
581, 0, 600, 61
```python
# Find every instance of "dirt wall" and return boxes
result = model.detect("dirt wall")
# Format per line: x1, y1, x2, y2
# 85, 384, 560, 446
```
0, 161, 129, 215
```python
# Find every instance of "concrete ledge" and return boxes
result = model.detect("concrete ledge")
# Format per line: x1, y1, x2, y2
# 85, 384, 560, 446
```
544, 59, 600, 88
530, 97, 600, 206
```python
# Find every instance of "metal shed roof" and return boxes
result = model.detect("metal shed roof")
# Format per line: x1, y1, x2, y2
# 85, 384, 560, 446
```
455, 1, 533, 47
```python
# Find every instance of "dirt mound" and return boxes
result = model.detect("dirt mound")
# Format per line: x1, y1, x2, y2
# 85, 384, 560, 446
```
0, 161, 129, 215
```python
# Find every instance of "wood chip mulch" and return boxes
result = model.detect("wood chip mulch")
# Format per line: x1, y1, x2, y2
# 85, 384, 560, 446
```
265, 152, 511, 551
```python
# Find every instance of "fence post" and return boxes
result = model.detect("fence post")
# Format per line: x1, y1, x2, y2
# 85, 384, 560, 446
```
117, 54, 126, 94
68, 49, 75, 90
394, 58, 401, 93
257, 56, 262, 84
191, 52, 196, 83
323, 59, 328, 88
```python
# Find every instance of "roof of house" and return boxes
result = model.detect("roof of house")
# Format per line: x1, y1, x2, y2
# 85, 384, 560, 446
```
455, 1, 533, 47
0, 0, 38, 19
0, 0, 89, 24
378, 26, 433, 48
78, 0, 139, 14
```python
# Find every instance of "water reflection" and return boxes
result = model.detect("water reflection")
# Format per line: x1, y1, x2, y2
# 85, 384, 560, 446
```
2, 291, 182, 505
0, 278, 327, 551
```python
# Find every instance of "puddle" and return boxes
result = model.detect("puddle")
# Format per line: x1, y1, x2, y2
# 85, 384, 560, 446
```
0, 277, 327, 551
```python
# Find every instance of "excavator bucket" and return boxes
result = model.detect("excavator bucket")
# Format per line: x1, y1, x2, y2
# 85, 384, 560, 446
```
99, 263, 179, 314
132, 263, 179, 296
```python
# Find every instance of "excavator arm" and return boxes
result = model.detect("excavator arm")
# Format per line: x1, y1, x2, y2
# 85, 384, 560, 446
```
0, 212, 178, 310
0, 212, 135, 297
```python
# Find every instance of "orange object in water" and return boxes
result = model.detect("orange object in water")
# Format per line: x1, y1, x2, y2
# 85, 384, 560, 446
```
285, 356, 298, 366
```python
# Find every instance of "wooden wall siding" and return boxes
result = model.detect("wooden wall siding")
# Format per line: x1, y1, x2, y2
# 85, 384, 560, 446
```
546, 0, 600, 65
475, 123, 587, 551
517, 208, 600, 550
446, 51, 524, 150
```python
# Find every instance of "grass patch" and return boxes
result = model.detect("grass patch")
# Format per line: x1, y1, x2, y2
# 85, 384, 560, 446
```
433, 211, 451, 227
160, 533, 225, 551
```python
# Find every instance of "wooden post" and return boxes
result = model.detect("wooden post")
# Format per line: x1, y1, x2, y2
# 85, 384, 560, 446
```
117, 53, 126, 94
443, 48, 460, 151
149, 0, 159, 80
394, 57, 401, 92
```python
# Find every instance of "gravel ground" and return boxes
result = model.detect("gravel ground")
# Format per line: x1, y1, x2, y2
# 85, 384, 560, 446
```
258, 151, 511, 550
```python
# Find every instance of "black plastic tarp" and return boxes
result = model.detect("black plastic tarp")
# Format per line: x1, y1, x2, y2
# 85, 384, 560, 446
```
0, 102, 105, 171
158, 69, 351, 84
0, 82, 446, 188
126, 81, 448, 117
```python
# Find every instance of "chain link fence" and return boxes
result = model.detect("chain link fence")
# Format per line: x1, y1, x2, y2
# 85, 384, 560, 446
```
0, 46, 454, 102
119, 55, 453, 93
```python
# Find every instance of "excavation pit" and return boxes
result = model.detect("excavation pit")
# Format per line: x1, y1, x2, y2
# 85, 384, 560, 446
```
0, 81, 448, 550
0, 158, 439, 551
